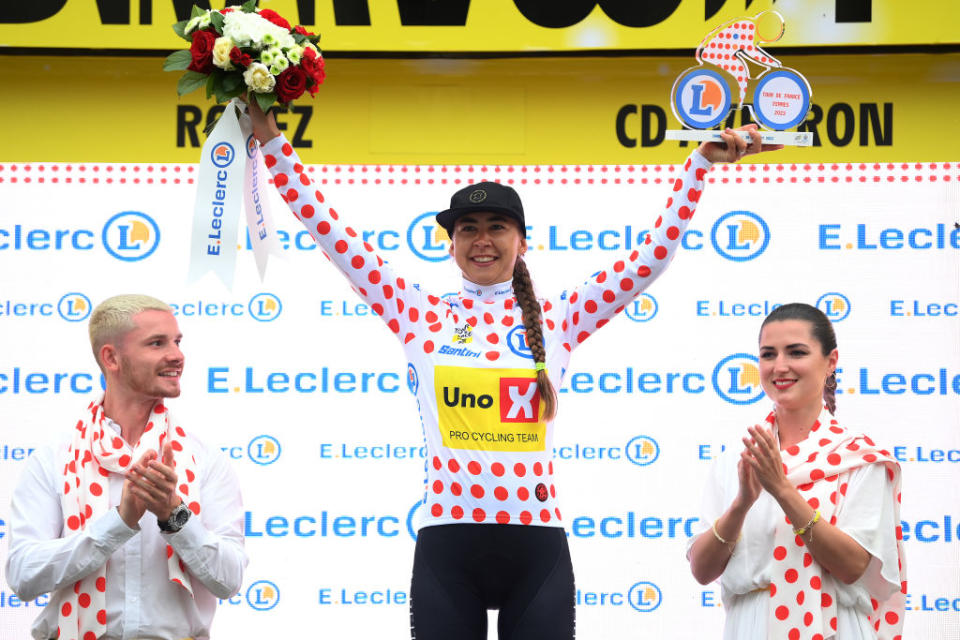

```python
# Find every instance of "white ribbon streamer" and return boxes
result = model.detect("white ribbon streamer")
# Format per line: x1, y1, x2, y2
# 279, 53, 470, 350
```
238, 107, 283, 280
187, 99, 246, 288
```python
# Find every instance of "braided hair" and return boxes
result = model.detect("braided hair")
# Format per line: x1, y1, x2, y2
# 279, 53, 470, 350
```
760, 303, 838, 414
512, 257, 558, 422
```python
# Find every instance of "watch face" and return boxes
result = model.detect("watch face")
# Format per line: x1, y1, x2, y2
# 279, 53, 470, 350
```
174, 507, 190, 526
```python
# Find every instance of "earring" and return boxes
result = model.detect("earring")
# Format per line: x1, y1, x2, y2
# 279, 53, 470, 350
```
825, 372, 837, 390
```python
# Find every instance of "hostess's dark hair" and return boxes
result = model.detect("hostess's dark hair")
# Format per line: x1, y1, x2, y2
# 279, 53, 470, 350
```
760, 303, 838, 413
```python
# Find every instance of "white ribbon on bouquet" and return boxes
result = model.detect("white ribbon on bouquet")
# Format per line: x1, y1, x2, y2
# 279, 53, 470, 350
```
187, 98, 282, 287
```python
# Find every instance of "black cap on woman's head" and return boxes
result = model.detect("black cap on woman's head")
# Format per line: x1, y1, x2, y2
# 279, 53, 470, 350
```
436, 181, 525, 235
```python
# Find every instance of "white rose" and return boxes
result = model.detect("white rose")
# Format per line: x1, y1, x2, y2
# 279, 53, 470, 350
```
223, 12, 269, 47
243, 63, 276, 93
212, 37, 235, 70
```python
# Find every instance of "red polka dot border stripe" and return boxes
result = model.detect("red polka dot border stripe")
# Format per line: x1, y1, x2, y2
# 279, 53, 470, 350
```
0, 162, 955, 186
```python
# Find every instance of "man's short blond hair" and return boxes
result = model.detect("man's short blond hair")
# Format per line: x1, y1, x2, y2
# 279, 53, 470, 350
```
89, 294, 172, 368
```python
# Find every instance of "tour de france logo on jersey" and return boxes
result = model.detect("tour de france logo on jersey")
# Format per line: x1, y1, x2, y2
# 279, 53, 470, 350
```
710, 211, 770, 262
245, 580, 280, 611
57, 292, 92, 322
102, 211, 160, 262
624, 293, 659, 323
712, 353, 765, 405
452, 323, 473, 344
435, 365, 546, 452
816, 292, 851, 322
407, 211, 452, 262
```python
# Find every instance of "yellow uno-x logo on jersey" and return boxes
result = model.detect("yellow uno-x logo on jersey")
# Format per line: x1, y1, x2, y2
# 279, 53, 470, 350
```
435, 365, 546, 452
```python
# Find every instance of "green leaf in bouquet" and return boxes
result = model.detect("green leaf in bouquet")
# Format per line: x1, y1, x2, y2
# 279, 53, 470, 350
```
209, 11, 225, 32
190, 5, 205, 19
177, 71, 210, 96
206, 73, 217, 99
213, 73, 231, 103
221, 72, 242, 93
241, 0, 257, 13
254, 91, 277, 113
292, 33, 307, 45
163, 50, 192, 72
221, 83, 244, 101
172, 20, 191, 41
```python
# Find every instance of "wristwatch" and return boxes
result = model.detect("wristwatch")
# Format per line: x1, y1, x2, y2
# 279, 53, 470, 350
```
158, 502, 192, 533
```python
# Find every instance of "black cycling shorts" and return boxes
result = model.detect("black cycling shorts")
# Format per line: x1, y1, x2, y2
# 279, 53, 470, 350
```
409, 523, 575, 640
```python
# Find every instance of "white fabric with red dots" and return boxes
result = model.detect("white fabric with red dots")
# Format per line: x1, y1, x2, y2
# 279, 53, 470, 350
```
55, 398, 197, 640
697, 19, 776, 102
262, 135, 712, 530
693, 408, 906, 640
6, 399, 246, 640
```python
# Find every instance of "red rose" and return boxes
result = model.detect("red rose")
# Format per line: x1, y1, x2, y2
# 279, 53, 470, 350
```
294, 25, 316, 37
258, 9, 291, 30
220, 7, 234, 13
229, 46, 252, 68
301, 48, 326, 88
187, 29, 216, 73
275, 66, 307, 103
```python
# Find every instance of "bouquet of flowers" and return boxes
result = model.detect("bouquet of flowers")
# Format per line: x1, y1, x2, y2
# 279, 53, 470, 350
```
164, 1, 324, 113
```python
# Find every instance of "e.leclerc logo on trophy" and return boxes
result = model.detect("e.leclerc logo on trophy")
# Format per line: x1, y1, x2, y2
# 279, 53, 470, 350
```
667, 11, 813, 147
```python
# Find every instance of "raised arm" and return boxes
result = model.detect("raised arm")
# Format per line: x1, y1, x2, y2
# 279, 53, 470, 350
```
552, 125, 781, 351
248, 100, 434, 342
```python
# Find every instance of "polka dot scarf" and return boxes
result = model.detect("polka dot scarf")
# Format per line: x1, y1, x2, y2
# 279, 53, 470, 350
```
56, 397, 198, 640
766, 408, 906, 640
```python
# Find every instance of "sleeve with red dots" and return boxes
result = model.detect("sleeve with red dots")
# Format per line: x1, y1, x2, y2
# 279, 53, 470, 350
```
261, 136, 435, 342
547, 150, 712, 352
4, 445, 138, 601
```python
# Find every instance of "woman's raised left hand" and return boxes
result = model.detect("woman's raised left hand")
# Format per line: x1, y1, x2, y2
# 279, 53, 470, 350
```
697, 123, 784, 163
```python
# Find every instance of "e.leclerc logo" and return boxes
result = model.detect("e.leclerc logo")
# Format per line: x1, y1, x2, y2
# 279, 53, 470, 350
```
245, 580, 279, 611
624, 435, 660, 466
102, 211, 160, 261
624, 293, 658, 322
506, 325, 534, 359
247, 435, 281, 465
628, 581, 663, 612
249, 293, 282, 322
407, 364, 419, 394
710, 211, 770, 262
407, 212, 451, 262
57, 293, 92, 322
167, 293, 282, 321
712, 353, 765, 405
816, 292, 851, 322
211, 142, 236, 168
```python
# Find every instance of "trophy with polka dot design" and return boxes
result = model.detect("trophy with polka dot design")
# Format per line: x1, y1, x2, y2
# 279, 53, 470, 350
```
667, 11, 813, 147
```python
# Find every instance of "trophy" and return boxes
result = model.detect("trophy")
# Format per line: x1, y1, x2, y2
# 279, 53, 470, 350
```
666, 11, 812, 147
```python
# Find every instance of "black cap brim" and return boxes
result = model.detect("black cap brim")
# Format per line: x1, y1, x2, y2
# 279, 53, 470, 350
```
436, 205, 525, 235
